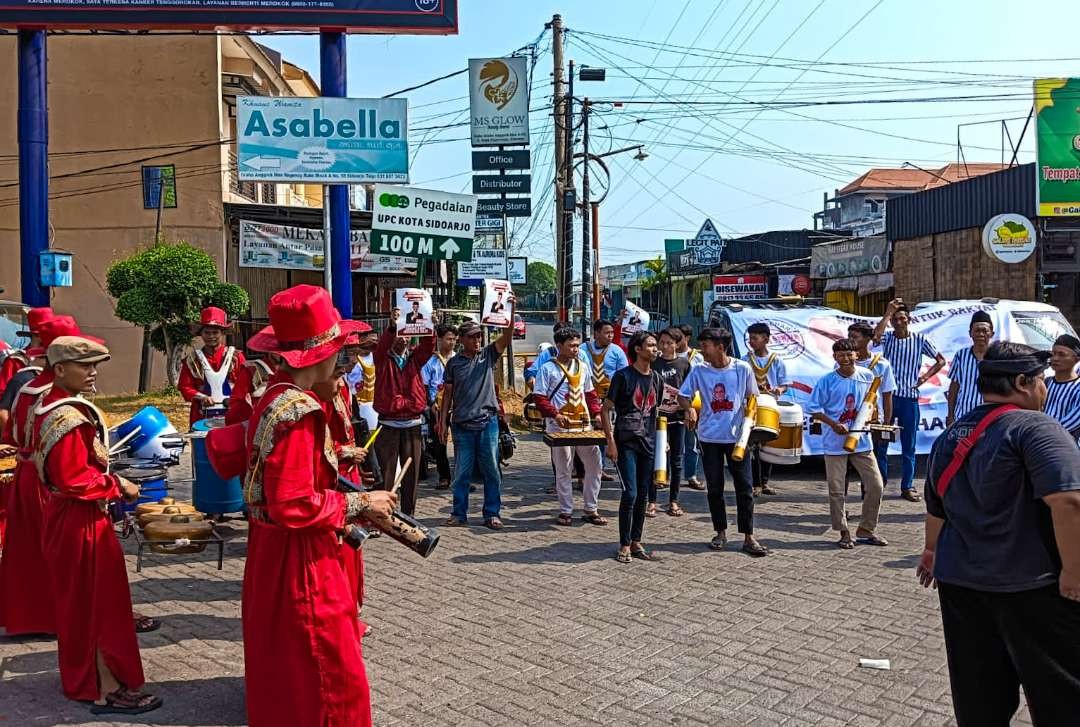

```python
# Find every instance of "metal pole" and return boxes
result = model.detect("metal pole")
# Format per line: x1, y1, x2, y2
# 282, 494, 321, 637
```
323, 184, 333, 297
320, 32, 352, 317
18, 29, 48, 308
591, 201, 600, 323
580, 98, 590, 337
561, 61, 575, 324
550, 15, 566, 323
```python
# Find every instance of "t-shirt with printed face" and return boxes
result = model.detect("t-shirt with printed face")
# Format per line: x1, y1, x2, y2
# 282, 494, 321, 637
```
925, 405, 1080, 592
655, 356, 690, 423
806, 367, 876, 455
678, 359, 758, 444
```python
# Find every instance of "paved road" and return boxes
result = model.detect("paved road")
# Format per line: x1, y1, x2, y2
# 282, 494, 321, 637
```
0, 434, 1034, 727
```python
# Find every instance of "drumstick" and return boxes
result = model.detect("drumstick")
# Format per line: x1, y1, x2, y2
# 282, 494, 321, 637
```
389, 456, 412, 497
362, 426, 382, 451
109, 425, 142, 455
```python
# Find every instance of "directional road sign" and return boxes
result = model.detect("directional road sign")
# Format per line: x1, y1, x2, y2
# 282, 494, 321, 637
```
370, 184, 477, 263
477, 198, 532, 217
237, 96, 408, 184
473, 174, 530, 195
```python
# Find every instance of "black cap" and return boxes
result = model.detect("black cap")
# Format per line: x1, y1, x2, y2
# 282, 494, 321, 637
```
458, 321, 483, 337
970, 310, 993, 328
1055, 334, 1080, 356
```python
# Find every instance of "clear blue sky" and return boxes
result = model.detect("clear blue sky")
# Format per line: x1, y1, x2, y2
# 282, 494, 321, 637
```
260, 0, 1080, 266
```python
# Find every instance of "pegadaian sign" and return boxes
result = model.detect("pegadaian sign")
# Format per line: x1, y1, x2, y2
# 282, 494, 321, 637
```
0, 0, 459, 32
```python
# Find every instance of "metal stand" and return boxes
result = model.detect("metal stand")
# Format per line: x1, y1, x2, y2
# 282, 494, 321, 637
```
130, 525, 225, 574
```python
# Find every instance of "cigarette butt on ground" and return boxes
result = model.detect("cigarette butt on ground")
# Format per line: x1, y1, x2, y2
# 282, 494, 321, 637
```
858, 658, 891, 670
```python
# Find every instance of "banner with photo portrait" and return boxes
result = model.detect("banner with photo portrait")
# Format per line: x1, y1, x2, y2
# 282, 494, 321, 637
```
395, 288, 434, 337
481, 279, 514, 328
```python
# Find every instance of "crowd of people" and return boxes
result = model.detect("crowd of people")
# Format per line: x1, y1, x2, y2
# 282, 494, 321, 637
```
1, 290, 1079, 725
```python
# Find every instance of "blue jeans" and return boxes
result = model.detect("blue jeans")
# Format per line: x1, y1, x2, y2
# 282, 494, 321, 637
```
683, 427, 700, 481
889, 396, 920, 491
450, 419, 502, 521
616, 446, 651, 547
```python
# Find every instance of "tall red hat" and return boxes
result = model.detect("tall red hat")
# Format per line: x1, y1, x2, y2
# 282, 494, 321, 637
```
247, 285, 366, 368
18, 306, 54, 338
191, 306, 231, 333
26, 315, 103, 358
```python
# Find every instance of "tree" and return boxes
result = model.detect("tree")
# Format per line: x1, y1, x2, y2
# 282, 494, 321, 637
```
523, 261, 556, 295
641, 256, 671, 319
106, 241, 250, 385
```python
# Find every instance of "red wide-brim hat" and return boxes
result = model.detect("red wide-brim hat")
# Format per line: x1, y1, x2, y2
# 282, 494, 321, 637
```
191, 306, 232, 334
246, 285, 368, 368
25, 315, 103, 358
18, 306, 54, 338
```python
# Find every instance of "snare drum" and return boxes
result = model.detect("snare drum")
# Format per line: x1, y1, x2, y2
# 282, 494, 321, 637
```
761, 401, 804, 465
869, 424, 900, 446
110, 406, 184, 461
749, 394, 780, 443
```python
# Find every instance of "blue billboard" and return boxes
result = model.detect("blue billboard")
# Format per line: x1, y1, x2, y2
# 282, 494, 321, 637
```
0, 0, 458, 33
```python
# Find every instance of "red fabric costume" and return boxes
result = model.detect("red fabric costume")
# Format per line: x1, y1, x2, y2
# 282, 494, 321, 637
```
225, 359, 276, 426
0, 351, 29, 396
177, 345, 245, 427
0, 369, 56, 634
34, 387, 145, 700
243, 373, 371, 727
325, 379, 365, 610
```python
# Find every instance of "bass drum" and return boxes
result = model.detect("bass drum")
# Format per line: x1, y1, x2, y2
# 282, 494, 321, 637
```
749, 393, 780, 443
761, 401, 804, 465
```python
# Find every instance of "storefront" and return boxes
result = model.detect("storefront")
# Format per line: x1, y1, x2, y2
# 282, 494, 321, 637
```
809, 235, 893, 315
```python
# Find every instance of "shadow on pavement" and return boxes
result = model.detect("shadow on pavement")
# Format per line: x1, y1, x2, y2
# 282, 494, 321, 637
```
450, 539, 614, 565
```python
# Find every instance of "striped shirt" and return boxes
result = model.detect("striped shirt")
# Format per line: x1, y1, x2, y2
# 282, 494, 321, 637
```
1044, 376, 1080, 440
949, 347, 984, 420
882, 331, 939, 399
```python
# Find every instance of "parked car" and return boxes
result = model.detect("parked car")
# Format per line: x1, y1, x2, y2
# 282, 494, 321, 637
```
0, 300, 29, 350
513, 314, 526, 339
706, 296, 1078, 455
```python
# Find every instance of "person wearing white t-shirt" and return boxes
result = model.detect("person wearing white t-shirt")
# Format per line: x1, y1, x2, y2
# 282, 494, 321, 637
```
676, 323, 705, 492
678, 328, 768, 557
807, 338, 888, 551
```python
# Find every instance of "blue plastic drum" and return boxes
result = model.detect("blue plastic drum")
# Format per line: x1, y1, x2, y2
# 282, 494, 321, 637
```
192, 418, 244, 514
112, 465, 168, 512
110, 406, 181, 461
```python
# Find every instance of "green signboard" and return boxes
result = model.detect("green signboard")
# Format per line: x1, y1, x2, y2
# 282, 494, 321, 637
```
1036, 77, 1080, 217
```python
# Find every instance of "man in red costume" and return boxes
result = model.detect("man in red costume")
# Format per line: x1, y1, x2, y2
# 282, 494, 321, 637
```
0, 315, 85, 635
34, 335, 161, 716
226, 353, 280, 426
242, 285, 396, 727
0, 306, 52, 395
178, 306, 245, 427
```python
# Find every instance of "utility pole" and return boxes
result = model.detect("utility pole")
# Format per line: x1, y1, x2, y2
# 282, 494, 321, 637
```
579, 98, 591, 337
591, 202, 600, 321
549, 14, 566, 321
562, 60, 576, 325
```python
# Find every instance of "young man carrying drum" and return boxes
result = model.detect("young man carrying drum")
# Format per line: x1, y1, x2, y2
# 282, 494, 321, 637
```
744, 322, 791, 497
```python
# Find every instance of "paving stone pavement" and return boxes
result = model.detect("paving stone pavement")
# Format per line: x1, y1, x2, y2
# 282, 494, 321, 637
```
0, 433, 1037, 727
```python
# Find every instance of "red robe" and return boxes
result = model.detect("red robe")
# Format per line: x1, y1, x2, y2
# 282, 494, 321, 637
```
177, 345, 245, 427
34, 387, 144, 700
0, 370, 56, 635
225, 360, 276, 426
325, 379, 365, 610
243, 372, 371, 727
0, 352, 28, 399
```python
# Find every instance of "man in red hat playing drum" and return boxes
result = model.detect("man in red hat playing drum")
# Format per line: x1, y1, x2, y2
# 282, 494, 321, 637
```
0, 306, 53, 394
241, 284, 396, 727
178, 306, 245, 427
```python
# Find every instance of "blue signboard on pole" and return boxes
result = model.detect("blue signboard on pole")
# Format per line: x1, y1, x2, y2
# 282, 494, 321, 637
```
0, 0, 459, 33
238, 96, 409, 184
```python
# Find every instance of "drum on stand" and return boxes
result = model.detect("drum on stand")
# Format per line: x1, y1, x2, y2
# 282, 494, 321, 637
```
112, 465, 169, 512
749, 394, 781, 443
191, 418, 244, 515
761, 401, 804, 465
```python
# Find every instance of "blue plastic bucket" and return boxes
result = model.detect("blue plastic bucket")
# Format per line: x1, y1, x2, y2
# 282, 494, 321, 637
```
192, 418, 244, 514
113, 465, 168, 513
111, 406, 180, 460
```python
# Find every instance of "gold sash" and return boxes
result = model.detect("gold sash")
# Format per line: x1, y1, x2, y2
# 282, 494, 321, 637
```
555, 359, 587, 424
747, 353, 776, 390
590, 347, 610, 399
357, 356, 376, 404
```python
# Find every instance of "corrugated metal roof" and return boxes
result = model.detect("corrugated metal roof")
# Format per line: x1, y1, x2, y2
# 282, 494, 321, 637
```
886, 163, 1036, 241
725, 229, 851, 265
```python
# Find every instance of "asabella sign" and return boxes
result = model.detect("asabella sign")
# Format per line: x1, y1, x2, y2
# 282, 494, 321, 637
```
243, 107, 402, 140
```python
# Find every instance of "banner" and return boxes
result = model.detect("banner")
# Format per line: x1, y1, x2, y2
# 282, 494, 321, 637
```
621, 301, 649, 334
723, 300, 1076, 456
458, 248, 508, 284
396, 288, 434, 337
469, 57, 530, 147
480, 280, 514, 328
1036, 77, 1080, 216
810, 236, 890, 279
714, 274, 766, 300
238, 220, 415, 274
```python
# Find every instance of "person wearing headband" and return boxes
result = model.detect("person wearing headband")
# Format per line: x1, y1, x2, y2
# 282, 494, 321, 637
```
946, 310, 994, 426
919, 341, 1080, 726
1044, 334, 1080, 442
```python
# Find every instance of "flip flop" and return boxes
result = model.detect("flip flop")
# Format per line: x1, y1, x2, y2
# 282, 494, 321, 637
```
630, 548, 657, 561
837, 538, 855, 550
709, 534, 727, 551
484, 518, 505, 531
582, 512, 608, 526
555, 514, 573, 527
90, 689, 163, 716
615, 550, 632, 564
133, 616, 160, 634
741, 542, 769, 558
856, 534, 889, 546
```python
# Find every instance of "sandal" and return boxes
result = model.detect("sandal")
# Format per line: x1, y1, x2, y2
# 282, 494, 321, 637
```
582, 512, 608, 526
856, 533, 889, 547
666, 503, 684, 517
444, 517, 468, 527
555, 513, 573, 527
90, 688, 163, 715
837, 538, 855, 550
133, 615, 160, 634
615, 550, 632, 564
709, 533, 727, 551
630, 548, 656, 561
645, 503, 658, 518
741, 541, 769, 558
484, 518, 504, 531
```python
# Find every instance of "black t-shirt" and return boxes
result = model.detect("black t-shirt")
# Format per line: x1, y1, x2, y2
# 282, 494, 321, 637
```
925, 404, 1080, 592
0, 367, 38, 412
654, 356, 690, 423
605, 365, 662, 454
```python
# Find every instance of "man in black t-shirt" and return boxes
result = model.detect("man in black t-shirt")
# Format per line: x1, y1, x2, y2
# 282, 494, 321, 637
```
649, 326, 690, 517
919, 341, 1080, 726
